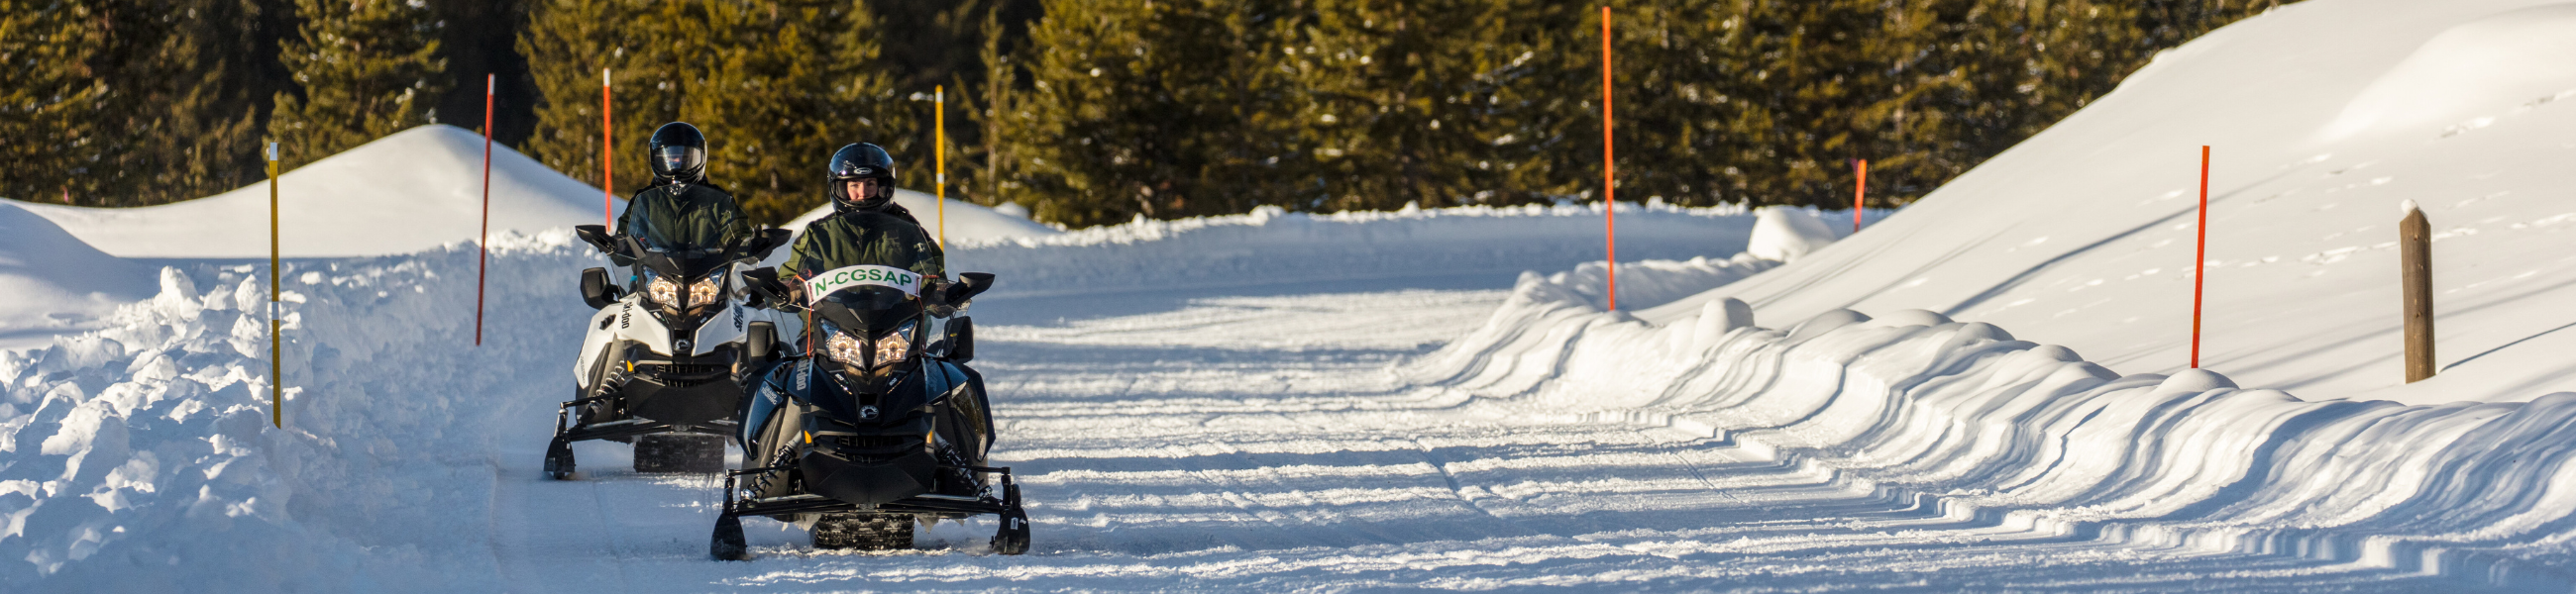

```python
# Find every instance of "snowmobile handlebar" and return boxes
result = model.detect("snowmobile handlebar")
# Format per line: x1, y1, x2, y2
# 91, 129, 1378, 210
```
743, 270, 996, 315
578, 225, 791, 269
574, 225, 625, 258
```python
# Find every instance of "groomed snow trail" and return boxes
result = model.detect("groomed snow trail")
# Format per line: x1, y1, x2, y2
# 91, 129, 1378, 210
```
11, 207, 2571, 591
476, 280, 2515, 592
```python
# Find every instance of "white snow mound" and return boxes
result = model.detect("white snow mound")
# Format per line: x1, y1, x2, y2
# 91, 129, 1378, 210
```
0, 203, 153, 346
6, 125, 620, 258
782, 189, 1059, 244
1659, 0, 2576, 403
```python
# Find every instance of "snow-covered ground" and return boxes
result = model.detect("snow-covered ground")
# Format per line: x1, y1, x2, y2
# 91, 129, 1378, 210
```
14, 0, 2576, 590
1679, 0, 2576, 404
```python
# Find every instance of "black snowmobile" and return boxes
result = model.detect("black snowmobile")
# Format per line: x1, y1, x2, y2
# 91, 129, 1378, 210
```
709, 268, 1028, 558
546, 225, 794, 477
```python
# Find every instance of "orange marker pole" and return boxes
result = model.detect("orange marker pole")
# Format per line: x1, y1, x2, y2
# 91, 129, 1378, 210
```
603, 68, 613, 230
1600, 6, 1618, 311
477, 73, 493, 346
1854, 159, 1868, 233
2191, 146, 2210, 368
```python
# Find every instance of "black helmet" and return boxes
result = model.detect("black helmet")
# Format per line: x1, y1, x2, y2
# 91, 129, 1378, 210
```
826, 143, 898, 211
648, 123, 708, 183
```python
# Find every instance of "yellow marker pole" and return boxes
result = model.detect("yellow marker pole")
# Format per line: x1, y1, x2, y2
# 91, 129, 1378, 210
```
267, 142, 282, 428
934, 85, 946, 248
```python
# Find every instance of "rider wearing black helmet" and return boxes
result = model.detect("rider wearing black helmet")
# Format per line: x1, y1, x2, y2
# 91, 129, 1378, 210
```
774, 143, 945, 299
615, 123, 753, 268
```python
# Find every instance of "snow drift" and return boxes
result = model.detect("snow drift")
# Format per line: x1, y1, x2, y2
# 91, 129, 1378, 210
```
1411, 257, 2576, 589
1664, 0, 2576, 403
0, 235, 606, 592
941, 202, 1824, 299
0, 203, 155, 348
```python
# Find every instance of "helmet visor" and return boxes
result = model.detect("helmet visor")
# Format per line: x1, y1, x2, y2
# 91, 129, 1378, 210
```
841, 179, 882, 203
831, 159, 880, 180
658, 146, 703, 176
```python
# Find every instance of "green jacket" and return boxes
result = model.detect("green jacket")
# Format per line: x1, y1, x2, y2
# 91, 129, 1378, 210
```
780, 204, 946, 286
616, 181, 752, 251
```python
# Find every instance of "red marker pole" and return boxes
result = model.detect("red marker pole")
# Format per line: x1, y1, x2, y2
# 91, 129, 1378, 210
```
1854, 159, 1868, 233
477, 73, 493, 346
1600, 6, 1618, 311
602, 68, 613, 230
2191, 146, 2209, 368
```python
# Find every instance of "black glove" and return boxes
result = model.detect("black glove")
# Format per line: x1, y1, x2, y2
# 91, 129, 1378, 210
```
921, 277, 958, 317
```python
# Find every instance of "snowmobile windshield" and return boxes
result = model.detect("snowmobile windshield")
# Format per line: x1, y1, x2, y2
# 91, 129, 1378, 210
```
812, 285, 922, 341
624, 216, 738, 280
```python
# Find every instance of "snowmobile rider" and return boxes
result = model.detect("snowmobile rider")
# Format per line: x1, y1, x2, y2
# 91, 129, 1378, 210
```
612, 122, 754, 275
770, 143, 946, 303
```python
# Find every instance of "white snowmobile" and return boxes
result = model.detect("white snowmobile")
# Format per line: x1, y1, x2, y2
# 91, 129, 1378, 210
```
545, 225, 796, 477
708, 267, 1027, 558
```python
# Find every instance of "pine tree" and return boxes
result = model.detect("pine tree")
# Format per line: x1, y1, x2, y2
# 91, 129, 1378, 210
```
522, 0, 913, 226
1296, 0, 1593, 211
1011, 0, 1307, 227
519, 0, 654, 207
4, 0, 270, 206
268, 0, 448, 172
962, 7, 1021, 208
0, 0, 112, 203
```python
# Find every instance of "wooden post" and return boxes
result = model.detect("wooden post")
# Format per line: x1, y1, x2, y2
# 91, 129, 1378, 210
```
2402, 200, 2435, 382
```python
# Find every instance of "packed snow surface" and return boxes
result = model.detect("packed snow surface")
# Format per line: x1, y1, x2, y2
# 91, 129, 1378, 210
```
11, 224, 2576, 590
16, 0, 2576, 590
1670, 0, 2576, 404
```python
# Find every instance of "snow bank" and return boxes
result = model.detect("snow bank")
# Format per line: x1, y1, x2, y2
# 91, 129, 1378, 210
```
783, 189, 1061, 242
947, 202, 1770, 298
6, 126, 619, 258
0, 203, 155, 348
0, 200, 1777, 588
1411, 254, 2576, 588
1663, 0, 2576, 402
0, 236, 601, 591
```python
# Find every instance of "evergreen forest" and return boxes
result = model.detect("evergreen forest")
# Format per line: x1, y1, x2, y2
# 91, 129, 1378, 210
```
3, 0, 2285, 228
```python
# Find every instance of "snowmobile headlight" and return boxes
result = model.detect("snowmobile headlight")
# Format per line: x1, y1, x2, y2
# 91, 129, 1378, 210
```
688, 276, 721, 306
870, 321, 915, 368
824, 330, 868, 365
874, 332, 911, 368
646, 275, 680, 305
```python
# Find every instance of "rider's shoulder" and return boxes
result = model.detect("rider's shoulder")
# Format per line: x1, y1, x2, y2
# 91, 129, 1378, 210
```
819, 207, 920, 231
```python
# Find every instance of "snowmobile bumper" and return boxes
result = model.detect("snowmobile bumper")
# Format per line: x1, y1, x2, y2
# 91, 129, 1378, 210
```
799, 447, 937, 506
719, 464, 1020, 518
621, 365, 745, 428
712, 464, 1029, 559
